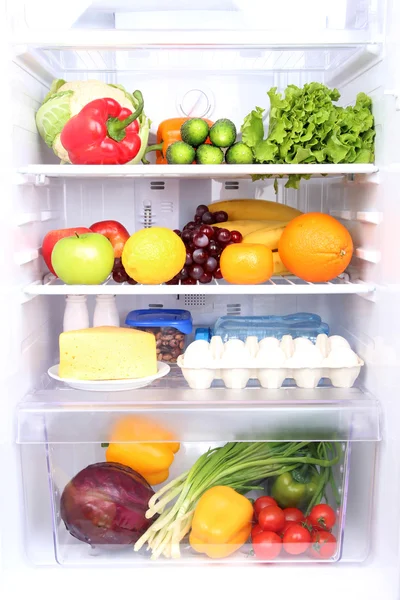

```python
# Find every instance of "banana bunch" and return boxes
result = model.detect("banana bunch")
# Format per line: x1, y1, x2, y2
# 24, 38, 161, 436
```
208, 199, 302, 222
209, 200, 299, 272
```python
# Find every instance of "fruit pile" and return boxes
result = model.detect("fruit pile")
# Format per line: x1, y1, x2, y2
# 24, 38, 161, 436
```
41, 200, 354, 287
169, 205, 243, 285
164, 118, 254, 165
252, 496, 338, 561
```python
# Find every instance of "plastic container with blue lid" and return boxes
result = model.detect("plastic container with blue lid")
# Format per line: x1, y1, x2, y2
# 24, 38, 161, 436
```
125, 309, 193, 363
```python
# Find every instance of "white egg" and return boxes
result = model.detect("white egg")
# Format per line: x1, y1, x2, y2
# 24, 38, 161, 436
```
221, 338, 251, 366
286, 345, 323, 369
329, 336, 351, 352
183, 340, 213, 368
325, 347, 359, 368
294, 337, 314, 351
256, 347, 286, 368
259, 337, 280, 350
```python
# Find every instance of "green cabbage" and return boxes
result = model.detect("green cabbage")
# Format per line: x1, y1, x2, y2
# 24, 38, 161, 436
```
241, 83, 375, 189
35, 79, 150, 164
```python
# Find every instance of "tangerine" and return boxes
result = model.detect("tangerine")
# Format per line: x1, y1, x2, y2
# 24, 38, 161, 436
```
220, 243, 273, 285
278, 213, 353, 283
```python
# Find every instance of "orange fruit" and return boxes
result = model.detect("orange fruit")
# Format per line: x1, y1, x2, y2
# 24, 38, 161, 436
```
278, 213, 353, 283
122, 227, 186, 284
220, 243, 273, 285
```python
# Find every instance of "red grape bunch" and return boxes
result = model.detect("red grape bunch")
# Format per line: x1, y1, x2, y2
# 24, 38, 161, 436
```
112, 258, 137, 285
166, 205, 242, 285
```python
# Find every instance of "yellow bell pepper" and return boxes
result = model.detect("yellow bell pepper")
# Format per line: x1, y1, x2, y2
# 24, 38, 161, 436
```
189, 486, 253, 559
105, 416, 180, 485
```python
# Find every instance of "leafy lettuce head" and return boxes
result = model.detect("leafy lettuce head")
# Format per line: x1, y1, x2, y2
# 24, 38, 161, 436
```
35, 79, 150, 164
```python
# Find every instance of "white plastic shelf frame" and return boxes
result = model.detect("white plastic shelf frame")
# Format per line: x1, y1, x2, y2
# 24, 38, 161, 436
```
12, 27, 382, 78
23, 275, 376, 297
19, 164, 378, 181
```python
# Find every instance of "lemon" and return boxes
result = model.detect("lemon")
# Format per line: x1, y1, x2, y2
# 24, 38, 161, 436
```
122, 228, 186, 285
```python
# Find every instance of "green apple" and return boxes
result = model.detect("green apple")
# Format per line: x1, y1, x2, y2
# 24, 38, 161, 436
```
51, 233, 115, 284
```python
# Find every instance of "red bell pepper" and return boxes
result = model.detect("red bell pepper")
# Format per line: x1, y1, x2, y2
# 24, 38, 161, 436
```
60, 91, 144, 165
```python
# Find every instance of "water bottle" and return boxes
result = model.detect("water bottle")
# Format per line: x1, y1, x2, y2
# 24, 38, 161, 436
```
93, 295, 119, 327
63, 295, 89, 332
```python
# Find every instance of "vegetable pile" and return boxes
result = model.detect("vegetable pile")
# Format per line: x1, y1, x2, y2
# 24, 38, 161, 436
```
134, 440, 340, 559
251, 497, 338, 560
147, 117, 251, 165
36, 79, 151, 165
241, 83, 375, 188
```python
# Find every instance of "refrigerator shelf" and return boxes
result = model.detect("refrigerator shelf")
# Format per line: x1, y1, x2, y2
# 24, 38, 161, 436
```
19, 164, 378, 181
13, 29, 380, 50
24, 276, 376, 297
17, 385, 380, 444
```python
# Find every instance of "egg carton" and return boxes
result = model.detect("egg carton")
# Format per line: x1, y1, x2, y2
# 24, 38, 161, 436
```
177, 334, 364, 390
177, 357, 363, 390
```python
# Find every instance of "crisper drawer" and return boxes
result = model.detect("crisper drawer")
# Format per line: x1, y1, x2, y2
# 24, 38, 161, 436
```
17, 388, 380, 566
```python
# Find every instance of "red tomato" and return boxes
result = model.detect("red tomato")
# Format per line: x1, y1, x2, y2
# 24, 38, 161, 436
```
283, 524, 311, 555
310, 531, 337, 559
309, 504, 337, 532
258, 505, 285, 533
253, 496, 278, 517
280, 522, 294, 537
253, 531, 282, 560
283, 507, 304, 524
301, 516, 315, 533
251, 524, 264, 540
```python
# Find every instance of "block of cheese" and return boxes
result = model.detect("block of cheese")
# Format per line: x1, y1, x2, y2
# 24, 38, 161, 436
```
59, 326, 157, 380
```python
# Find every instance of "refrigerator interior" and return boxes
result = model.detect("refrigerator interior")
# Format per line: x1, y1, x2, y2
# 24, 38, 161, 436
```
3, 0, 400, 596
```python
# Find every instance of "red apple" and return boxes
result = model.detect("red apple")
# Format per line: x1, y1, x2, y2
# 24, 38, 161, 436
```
42, 227, 91, 275
90, 220, 130, 258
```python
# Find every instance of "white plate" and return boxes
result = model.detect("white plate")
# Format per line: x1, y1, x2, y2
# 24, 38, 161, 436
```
48, 362, 170, 391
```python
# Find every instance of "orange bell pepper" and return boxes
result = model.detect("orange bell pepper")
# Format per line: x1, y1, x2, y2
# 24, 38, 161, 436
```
189, 486, 253, 559
105, 416, 180, 486
145, 118, 214, 164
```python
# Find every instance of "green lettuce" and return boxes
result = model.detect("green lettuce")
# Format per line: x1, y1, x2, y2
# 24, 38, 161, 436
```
242, 83, 375, 189
241, 106, 265, 148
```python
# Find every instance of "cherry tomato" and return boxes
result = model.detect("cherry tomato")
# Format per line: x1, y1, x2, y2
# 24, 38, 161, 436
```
251, 524, 264, 540
309, 504, 337, 532
283, 524, 311, 555
280, 522, 294, 537
258, 505, 285, 533
310, 531, 337, 559
253, 496, 278, 518
301, 516, 315, 533
252, 531, 282, 560
283, 507, 304, 524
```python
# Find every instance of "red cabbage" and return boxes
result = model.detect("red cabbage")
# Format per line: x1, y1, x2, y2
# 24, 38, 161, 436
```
60, 462, 154, 546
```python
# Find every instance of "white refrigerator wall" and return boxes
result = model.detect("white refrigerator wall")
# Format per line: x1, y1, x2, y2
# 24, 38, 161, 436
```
3, 1, 400, 599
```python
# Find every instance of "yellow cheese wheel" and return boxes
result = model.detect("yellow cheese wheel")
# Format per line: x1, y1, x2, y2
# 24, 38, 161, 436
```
59, 326, 157, 380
